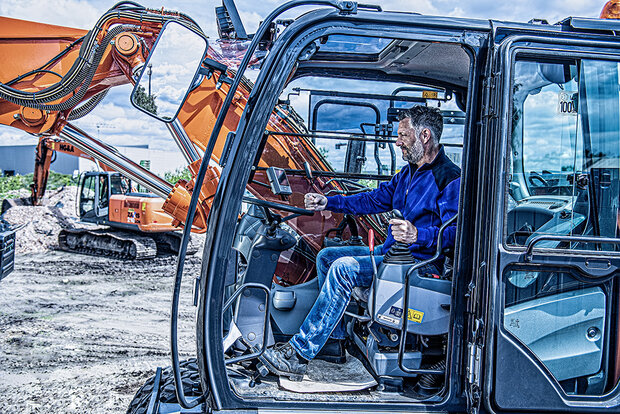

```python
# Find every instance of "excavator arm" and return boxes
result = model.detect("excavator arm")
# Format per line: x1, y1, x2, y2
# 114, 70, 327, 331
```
31, 137, 112, 206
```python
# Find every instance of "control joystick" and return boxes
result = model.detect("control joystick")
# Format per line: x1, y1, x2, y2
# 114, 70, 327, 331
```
384, 209, 415, 264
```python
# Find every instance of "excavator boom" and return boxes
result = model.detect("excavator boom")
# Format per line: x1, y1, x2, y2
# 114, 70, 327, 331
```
0, 2, 375, 281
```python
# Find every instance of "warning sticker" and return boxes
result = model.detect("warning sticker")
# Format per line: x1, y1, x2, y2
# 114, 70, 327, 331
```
407, 309, 424, 323
422, 90, 438, 99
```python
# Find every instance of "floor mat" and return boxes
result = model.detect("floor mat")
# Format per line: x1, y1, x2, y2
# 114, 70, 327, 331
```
279, 353, 377, 393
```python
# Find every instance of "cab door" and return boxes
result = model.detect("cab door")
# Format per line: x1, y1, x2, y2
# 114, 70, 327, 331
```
95, 173, 109, 219
77, 173, 97, 220
481, 24, 620, 412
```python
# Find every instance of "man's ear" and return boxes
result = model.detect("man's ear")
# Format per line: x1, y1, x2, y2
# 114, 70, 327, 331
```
421, 128, 431, 144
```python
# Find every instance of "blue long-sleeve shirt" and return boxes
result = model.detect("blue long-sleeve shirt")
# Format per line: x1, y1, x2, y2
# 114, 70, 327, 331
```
326, 146, 460, 260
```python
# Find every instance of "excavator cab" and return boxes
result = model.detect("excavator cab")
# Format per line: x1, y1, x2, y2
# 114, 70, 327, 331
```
76, 171, 130, 224
77, 171, 104, 221
171, 3, 620, 414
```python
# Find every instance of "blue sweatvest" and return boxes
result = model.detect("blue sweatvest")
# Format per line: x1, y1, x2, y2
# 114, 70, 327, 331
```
326, 146, 460, 260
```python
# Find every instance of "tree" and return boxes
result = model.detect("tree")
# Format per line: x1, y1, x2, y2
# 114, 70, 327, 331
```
134, 85, 158, 115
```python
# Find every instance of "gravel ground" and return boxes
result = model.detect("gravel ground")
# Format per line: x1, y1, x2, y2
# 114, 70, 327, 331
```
0, 187, 202, 413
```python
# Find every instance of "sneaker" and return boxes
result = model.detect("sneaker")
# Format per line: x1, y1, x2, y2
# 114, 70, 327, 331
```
259, 342, 308, 381
315, 339, 346, 363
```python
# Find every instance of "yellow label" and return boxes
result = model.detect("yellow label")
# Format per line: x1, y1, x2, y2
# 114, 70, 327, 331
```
422, 91, 438, 99
142, 202, 146, 210
408, 309, 424, 323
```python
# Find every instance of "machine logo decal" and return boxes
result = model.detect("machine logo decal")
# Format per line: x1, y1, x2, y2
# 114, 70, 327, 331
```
389, 306, 403, 318
408, 309, 424, 323
59, 143, 75, 153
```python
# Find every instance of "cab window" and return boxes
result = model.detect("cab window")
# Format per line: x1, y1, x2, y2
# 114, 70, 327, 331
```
98, 175, 109, 209
507, 59, 620, 249
79, 174, 96, 216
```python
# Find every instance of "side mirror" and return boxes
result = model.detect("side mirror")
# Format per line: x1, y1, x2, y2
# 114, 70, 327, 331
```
131, 20, 208, 122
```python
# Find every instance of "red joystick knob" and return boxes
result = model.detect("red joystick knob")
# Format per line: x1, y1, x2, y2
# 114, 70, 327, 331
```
368, 229, 375, 252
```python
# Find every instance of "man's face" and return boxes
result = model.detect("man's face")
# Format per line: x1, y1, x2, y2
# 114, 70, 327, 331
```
396, 118, 424, 164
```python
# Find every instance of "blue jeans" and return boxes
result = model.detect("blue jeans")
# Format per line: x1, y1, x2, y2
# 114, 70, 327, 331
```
289, 245, 383, 361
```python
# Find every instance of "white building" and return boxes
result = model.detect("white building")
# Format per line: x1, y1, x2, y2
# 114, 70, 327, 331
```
0, 144, 188, 178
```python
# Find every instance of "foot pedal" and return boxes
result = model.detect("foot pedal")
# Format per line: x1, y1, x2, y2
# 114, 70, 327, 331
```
257, 362, 270, 377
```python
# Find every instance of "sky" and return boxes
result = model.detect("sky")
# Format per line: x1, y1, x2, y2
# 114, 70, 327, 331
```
0, 0, 611, 172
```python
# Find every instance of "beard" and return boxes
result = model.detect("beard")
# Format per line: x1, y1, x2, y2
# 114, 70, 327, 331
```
401, 137, 424, 165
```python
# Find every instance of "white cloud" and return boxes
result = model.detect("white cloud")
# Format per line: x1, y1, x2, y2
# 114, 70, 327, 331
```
0, 128, 38, 146
0, 0, 102, 29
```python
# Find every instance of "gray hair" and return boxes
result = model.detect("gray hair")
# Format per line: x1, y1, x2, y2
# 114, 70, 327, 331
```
397, 105, 443, 145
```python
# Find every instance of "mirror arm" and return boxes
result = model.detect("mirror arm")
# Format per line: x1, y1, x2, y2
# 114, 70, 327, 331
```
199, 58, 233, 89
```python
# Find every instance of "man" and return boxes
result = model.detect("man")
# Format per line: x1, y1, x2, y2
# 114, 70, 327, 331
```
260, 105, 460, 380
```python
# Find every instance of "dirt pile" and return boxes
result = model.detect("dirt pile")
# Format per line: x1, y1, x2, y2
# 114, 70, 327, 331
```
2, 186, 78, 254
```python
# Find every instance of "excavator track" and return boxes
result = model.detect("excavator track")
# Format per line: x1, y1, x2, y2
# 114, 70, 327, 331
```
58, 229, 158, 260
151, 232, 199, 256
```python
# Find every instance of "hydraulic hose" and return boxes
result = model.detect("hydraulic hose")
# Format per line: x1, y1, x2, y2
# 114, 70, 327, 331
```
0, 3, 203, 111
170, 0, 359, 409
0, 23, 128, 110
67, 89, 109, 120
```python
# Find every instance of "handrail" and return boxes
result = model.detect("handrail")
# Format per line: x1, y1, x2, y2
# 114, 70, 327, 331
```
524, 234, 620, 262
223, 283, 272, 365
397, 214, 458, 375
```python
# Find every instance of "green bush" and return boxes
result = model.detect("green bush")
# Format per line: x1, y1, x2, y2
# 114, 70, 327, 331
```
164, 167, 192, 183
46, 171, 76, 189
0, 171, 75, 200
0, 174, 30, 194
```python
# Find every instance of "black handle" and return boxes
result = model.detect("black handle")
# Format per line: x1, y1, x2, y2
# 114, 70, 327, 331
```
392, 209, 404, 219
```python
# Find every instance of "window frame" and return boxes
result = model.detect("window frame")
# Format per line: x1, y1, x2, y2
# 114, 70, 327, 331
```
502, 47, 620, 258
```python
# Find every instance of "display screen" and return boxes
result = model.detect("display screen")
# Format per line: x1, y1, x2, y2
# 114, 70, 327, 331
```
266, 167, 292, 195
276, 168, 290, 186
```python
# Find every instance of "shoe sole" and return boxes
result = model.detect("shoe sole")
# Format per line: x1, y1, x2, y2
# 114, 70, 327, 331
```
257, 358, 305, 382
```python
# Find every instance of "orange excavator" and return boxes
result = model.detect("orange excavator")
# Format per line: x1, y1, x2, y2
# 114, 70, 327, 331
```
0, 1, 368, 272
5, 135, 203, 259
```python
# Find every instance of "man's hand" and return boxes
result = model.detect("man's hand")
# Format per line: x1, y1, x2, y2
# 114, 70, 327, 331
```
389, 218, 418, 244
304, 193, 327, 211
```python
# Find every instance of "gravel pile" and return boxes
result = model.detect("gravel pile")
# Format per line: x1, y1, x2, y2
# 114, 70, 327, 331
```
1, 186, 206, 256
2, 186, 79, 254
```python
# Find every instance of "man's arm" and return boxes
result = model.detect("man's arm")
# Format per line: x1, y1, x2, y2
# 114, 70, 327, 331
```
323, 169, 404, 215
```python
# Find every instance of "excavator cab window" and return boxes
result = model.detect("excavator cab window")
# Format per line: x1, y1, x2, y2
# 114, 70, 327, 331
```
110, 175, 130, 195
502, 57, 620, 396
78, 174, 96, 218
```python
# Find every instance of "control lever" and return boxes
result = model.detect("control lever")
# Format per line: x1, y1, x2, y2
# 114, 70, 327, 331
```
385, 208, 414, 263
391, 209, 404, 220
390, 209, 408, 247
368, 228, 377, 276
303, 161, 314, 181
